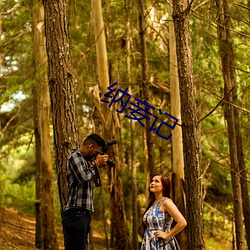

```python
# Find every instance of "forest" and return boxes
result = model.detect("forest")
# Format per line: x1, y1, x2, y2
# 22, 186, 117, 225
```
0, 0, 249, 249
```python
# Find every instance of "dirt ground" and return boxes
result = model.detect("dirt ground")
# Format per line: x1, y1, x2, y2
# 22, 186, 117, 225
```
0, 207, 108, 250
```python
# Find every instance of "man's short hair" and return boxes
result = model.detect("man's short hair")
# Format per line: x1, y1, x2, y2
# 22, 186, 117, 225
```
83, 134, 105, 148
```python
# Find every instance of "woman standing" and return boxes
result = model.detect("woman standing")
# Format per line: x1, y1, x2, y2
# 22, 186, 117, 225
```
141, 173, 187, 250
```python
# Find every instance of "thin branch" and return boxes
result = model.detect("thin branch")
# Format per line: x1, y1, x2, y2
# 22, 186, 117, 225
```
2, 4, 20, 16
222, 99, 250, 115
1, 30, 26, 48
188, 0, 196, 10
26, 132, 34, 152
81, 26, 104, 56
204, 202, 231, 217
0, 220, 35, 234
166, 0, 173, 9
192, 0, 210, 12
144, 1, 158, 19
148, 25, 169, 47
198, 87, 234, 124
236, 3, 250, 11
198, 95, 225, 124
197, 158, 211, 180
192, 8, 250, 39
198, 85, 250, 124
1, 107, 21, 135
234, 66, 250, 75
210, 159, 250, 184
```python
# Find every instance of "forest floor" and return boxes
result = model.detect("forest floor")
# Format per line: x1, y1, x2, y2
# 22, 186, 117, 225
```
0, 207, 108, 250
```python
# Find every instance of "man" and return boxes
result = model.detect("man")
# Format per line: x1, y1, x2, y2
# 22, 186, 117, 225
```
62, 134, 108, 250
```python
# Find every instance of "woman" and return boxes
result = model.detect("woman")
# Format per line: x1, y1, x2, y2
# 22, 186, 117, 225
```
141, 173, 187, 250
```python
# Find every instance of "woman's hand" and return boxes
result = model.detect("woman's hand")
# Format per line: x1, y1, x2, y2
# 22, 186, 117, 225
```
154, 230, 169, 240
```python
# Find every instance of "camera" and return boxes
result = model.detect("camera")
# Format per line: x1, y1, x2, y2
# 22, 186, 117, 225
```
101, 139, 117, 168
93, 139, 117, 187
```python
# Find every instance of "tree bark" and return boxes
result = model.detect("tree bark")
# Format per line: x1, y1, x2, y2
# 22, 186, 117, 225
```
172, 1, 204, 249
43, 0, 78, 211
100, 184, 109, 250
0, 0, 2, 67
168, 3, 186, 250
235, 109, 250, 249
249, 0, 250, 26
32, 1, 58, 249
216, 0, 246, 248
92, 0, 109, 94
125, 0, 138, 248
0, 0, 3, 234
137, 0, 155, 194
92, 1, 129, 249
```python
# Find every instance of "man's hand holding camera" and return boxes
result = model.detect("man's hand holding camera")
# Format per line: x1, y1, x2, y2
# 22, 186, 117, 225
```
94, 154, 108, 167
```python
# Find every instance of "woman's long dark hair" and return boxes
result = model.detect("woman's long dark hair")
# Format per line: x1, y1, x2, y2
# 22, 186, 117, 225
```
145, 173, 171, 212
142, 173, 171, 233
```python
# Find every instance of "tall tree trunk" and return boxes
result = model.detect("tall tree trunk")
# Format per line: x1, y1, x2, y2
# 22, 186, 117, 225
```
33, 1, 43, 247
235, 109, 250, 248
137, 0, 155, 185
43, 0, 78, 211
130, 119, 138, 249
172, 1, 204, 249
100, 184, 109, 250
92, 1, 129, 249
32, 1, 58, 249
168, 3, 186, 250
0, 0, 3, 226
0, 0, 2, 67
125, 0, 138, 248
216, 0, 246, 248
92, 0, 109, 94
249, 0, 250, 26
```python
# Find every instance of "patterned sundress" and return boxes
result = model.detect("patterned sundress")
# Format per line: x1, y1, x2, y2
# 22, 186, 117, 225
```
141, 197, 180, 250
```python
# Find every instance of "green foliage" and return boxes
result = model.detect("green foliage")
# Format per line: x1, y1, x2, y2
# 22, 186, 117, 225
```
204, 206, 233, 249
13, 163, 36, 184
2, 180, 36, 216
0, 138, 35, 215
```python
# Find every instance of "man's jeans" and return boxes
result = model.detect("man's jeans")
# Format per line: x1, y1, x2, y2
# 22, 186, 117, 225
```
62, 208, 91, 250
